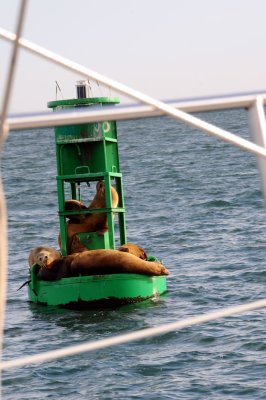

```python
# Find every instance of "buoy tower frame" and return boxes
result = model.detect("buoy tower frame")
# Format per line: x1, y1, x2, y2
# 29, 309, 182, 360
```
47, 81, 126, 255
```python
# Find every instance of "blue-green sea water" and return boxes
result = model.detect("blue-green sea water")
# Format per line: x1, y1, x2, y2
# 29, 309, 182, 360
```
2, 109, 266, 399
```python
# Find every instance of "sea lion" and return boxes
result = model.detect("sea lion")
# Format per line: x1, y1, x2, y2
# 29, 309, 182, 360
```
71, 250, 168, 276
37, 253, 77, 280
69, 234, 89, 254
65, 200, 88, 223
61, 181, 119, 253
86, 180, 119, 231
117, 243, 147, 260
28, 246, 61, 268
38, 249, 169, 280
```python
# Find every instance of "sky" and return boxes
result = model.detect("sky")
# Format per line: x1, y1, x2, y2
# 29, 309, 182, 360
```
1, 0, 266, 113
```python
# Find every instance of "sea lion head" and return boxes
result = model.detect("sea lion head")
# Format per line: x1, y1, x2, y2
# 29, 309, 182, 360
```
28, 246, 61, 268
117, 243, 147, 260
38, 254, 77, 281
65, 200, 87, 223
96, 181, 105, 197
90, 180, 119, 208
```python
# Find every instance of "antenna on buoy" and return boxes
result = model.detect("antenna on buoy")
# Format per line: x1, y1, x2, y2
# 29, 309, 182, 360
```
55, 81, 63, 100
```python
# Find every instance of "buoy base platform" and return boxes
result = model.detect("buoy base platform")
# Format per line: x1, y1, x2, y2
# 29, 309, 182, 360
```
28, 271, 167, 309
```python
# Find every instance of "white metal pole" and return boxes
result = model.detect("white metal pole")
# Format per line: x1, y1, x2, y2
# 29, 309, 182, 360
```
3, 98, 266, 160
0, 2, 28, 398
0, 27, 265, 160
248, 97, 266, 200
0, 297, 266, 370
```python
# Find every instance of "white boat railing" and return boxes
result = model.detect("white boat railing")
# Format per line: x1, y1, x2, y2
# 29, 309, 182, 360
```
1, 0, 266, 395
0, 2, 28, 398
6, 91, 266, 129
1, 298, 266, 371
5, 94, 266, 160
2, 24, 266, 172
1, 25, 266, 163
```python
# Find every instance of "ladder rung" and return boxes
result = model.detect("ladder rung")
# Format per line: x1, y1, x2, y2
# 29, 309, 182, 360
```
58, 207, 125, 216
56, 172, 122, 181
56, 137, 117, 144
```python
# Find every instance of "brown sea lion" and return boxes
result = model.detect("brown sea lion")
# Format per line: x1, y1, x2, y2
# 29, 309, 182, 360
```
61, 181, 119, 253
37, 253, 77, 281
117, 243, 147, 260
28, 246, 61, 268
87, 180, 119, 229
69, 234, 89, 254
71, 250, 168, 276
65, 200, 88, 223
38, 249, 169, 280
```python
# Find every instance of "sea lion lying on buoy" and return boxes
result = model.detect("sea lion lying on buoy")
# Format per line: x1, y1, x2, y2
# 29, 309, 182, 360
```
28, 246, 61, 268
38, 249, 169, 281
59, 181, 119, 253
117, 243, 147, 260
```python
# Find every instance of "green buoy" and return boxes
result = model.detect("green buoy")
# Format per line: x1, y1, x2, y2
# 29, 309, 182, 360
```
28, 81, 167, 308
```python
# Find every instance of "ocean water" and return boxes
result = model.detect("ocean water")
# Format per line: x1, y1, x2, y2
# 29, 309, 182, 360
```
1, 109, 266, 399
